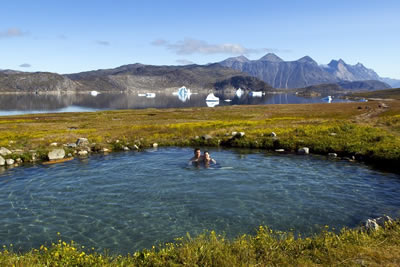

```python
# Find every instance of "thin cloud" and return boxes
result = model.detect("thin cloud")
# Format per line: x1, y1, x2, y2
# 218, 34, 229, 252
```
19, 63, 31, 68
153, 38, 276, 55
176, 59, 194, 65
96, 40, 110, 46
0, 28, 28, 38
151, 39, 168, 46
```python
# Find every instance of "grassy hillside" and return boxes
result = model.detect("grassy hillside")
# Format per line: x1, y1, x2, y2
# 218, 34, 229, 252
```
352, 88, 400, 99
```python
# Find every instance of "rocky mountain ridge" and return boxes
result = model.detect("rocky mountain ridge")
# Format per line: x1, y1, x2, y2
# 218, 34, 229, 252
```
219, 53, 395, 89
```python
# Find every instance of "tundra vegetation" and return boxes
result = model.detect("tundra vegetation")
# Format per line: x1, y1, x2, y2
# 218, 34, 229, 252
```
0, 100, 400, 265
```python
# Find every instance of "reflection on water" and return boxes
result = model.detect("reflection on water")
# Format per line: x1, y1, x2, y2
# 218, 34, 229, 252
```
0, 91, 352, 116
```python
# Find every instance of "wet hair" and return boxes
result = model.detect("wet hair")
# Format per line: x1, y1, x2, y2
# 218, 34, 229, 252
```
194, 148, 200, 153
204, 151, 209, 155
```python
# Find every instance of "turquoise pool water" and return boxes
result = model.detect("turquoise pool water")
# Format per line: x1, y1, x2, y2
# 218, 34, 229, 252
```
0, 147, 399, 254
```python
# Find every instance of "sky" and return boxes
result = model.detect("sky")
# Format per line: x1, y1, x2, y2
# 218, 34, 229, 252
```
1, 0, 399, 79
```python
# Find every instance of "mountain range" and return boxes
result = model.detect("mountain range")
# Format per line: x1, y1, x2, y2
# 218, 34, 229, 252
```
0, 54, 398, 93
0, 64, 272, 93
219, 53, 397, 89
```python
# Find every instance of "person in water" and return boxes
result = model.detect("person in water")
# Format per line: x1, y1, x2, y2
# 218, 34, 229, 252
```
203, 151, 216, 165
189, 148, 204, 163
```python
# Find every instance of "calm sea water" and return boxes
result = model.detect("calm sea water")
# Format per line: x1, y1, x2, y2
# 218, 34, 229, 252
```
0, 92, 351, 116
0, 147, 399, 254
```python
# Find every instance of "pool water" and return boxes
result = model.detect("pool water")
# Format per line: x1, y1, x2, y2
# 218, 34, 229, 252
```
0, 147, 399, 254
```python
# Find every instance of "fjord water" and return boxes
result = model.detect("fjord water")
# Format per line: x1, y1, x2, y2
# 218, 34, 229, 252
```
1, 147, 399, 254
0, 92, 350, 115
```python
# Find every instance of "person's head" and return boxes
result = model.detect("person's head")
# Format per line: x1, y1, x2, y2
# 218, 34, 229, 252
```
194, 148, 201, 158
204, 151, 210, 161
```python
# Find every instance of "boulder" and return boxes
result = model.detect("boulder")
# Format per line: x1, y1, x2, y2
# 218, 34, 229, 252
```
270, 132, 277, 137
298, 147, 309, 155
152, 143, 158, 148
328, 153, 337, 158
48, 149, 65, 160
365, 216, 393, 231
123, 146, 130, 151
78, 150, 88, 157
0, 147, 12, 156
6, 159, 15, 165
275, 149, 285, 153
0, 156, 5, 166
50, 142, 58, 146
76, 138, 89, 147
202, 135, 212, 140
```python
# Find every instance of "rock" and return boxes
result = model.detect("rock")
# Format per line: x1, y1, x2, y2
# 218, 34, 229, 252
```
232, 131, 237, 136
328, 153, 337, 158
16, 158, 22, 163
329, 133, 337, 136
76, 138, 89, 147
48, 149, 65, 160
6, 159, 15, 165
0, 156, 5, 166
78, 150, 88, 157
270, 132, 277, 137
67, 153, 72, 157
298, 147, 309, 155
50, 142, 58, 146
102, 148, 110, 153
202, 135, 212, 140
152, 143, 158, 148
0, 147, 12, 156
379, 103, 389, 108
239, 132, 245, 137
275, 149, 285, 152
365, 216, 393, 231
66, 143, 77, 148
123, 146, 130, 151
133, 145, 139, 150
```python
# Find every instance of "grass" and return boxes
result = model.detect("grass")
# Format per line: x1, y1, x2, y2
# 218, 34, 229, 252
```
0, 100, 399, 171
0, 100, 400, 265
1, 221, 400, 266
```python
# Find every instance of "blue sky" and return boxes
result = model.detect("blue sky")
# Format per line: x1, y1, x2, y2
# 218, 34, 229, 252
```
1, 0, 399, 78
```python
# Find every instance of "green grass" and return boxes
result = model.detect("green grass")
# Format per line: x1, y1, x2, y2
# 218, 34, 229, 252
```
1, 222, 400, 266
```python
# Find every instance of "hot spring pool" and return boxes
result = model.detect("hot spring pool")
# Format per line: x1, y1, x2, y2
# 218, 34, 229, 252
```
0, 147, 399, 254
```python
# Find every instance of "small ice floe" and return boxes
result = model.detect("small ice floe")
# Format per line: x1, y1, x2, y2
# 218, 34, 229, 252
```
90, 90, 99, 96
322, 96, 333, 103
173, 86, 191, 102
206, 93, 219, 107
224, 99, 232, 102
235, 88, 244, 98
249, 91, 264, 97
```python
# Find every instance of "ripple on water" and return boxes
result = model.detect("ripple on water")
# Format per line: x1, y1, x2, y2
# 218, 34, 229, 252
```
0, 147, 399, 254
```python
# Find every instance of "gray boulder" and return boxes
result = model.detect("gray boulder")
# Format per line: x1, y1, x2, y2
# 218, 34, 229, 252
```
6, 158, 15, 165
76, 138, 89, 147
328, 153, 337, 158
365, 216, 393, 231
298, 147, 310, 155
202, 135, 212, 140
0, 156, 5, 166
0, 147, 12, 156
48, 149, 65, 160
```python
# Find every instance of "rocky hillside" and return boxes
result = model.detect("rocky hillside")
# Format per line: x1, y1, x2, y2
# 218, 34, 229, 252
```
0, 64, 273, 93
219, 53, 397, 89
295, 80, 391, 97
0, 72, 77, 93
